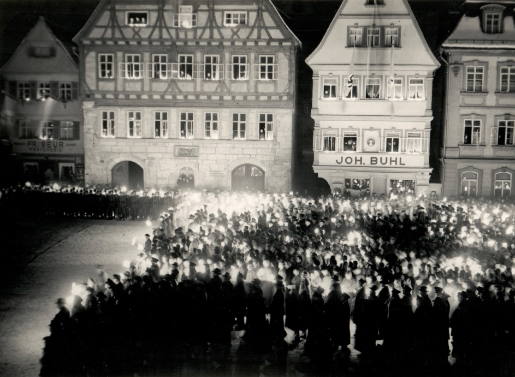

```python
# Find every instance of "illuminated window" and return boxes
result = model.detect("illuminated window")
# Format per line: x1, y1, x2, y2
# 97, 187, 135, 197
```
500, 66, 515, 92
387, 77, 403, 100
99, 54, 114, 79
178, 54, 193, 80
38, 82, 51, 99
464, 119, 481, 145
127, 12, 148, 26
204, 112, 219, 139
343, 132, 357, 151
344, 76, 359, 99
385, 133, 400, 152
345, 178, 370, 191
154, 111, 168, 138
41, 121, 57, 140
365, 77, 381, 99
174, 6, 197, 28
461, 171, 478, 196
322, 77, 338, 99
127, 111, 142, 138
17, 82, 31, 101
408, 78, 425, 99
233, 113, 246, 139
494, 172, 511, 198
180, 112, 194, 139
465, 66, 484, 92
406, 132, 423, 153
390, 180, 416, 194
258, 113, 273, 141
497, 120, 514, 146
60, 121, 75, 140
101, 111, 115, 138
232, 55, 248, 80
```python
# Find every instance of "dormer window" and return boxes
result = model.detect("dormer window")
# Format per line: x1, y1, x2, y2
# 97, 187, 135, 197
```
127, 12, 148, 27
174, 5, 197, 28
482, 5, 504, 34
365, 0, 384, 5
348, 26, 364, 47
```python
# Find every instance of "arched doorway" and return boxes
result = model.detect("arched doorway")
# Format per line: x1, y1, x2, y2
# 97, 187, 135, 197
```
232, 164, 265, 191
112, 161, 144, 190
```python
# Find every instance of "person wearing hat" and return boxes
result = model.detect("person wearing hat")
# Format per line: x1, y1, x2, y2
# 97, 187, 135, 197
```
144, 234, 152, 254
413, 285, 433, 368
325, 280, 350, 352
49, 298, 70, 338
432, 286, 450, 368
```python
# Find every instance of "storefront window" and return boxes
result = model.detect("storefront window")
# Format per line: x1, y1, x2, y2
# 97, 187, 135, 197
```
345, 178, 370, 194
390, 180, 416, 194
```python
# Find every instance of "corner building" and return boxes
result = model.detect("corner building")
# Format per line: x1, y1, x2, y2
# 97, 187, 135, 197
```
306, 0, 439, 196
441, 1, 515, 199
74, 0, 299, 191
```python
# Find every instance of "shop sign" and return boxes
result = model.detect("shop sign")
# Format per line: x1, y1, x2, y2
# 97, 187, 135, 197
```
319, 153, 425, 167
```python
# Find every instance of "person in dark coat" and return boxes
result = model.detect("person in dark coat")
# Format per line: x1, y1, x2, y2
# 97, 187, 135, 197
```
450, 291, 469, 366
244, 279, 270, 352
353, 283, 378, 357
233, 272, 247, 331
325, 281, 351, 351
297, 276, 311, 339
413, 285, 433, 367
304, 289, 332, 366
270, 277, 287, 342
432, 286, 450, 368
285, 284, 300, 345
144, 234, 152, 254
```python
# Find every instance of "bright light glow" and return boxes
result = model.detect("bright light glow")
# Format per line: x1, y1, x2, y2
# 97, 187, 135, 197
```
145, 219, 152, 227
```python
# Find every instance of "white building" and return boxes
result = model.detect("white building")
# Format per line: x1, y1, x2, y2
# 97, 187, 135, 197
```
306, 0, 440, 196
441, 0, 515, 198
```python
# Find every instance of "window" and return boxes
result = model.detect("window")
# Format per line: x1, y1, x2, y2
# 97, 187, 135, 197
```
154, 112, 168, 138
204, 112, 219, 139
101, 111, 115, 137
322, 77, 338, 99
30, 46, 55, 58
17, 119, 34, 139
367, 27, 381, 47
385, 133, 400, 152
127, 111, 142, 138
461, 171, 478, 196
99, 54, 114, 79
258, 55, 276, 81
365, 77, 381, 99
38, 82, 51, 99
59, 163, 75, 182
258, 113, 273, 141
465, 66, 485, 92
484, 12, 502, 34
406, 132, 423, 153
497, 120, 514, 146
233, 113, 246, 139
127, 12, 148, 26
345, 178, 370, 192
41, 121, 57, 140
387, 77, 403, 100
174, 5, 197, 28
500, 66, 515, 93
390, 180, 416, 194
366, 0, 385, 5
384, 27, 400, 47
59, 83, 72, 101
179, 55, 193, 80
348, 27, 363, 47
204, 55, 221, 80
224, 11, 247, 26
124, 54, 142, 79
408, 78, 425, 100
232, 55, 248, 80
464, 119, 481, 145
180, 112, 194, 139
152, 54, 168, 79
494, 172, 511, 198
343, 132, 357, 151
60, 121, 75, 140
323, 135, 337, 151
17, 82, 31, 101
344, 75, 359, 99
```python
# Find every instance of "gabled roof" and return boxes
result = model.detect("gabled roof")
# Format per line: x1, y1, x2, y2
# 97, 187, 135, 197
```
442, 12, 515, 49
73, 0, 301, 46
306, 0, 440, 68
0, 16, 78, 75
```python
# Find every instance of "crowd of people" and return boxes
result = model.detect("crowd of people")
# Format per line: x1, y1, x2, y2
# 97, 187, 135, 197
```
41, 191, 515, 377
0, 183, 174, 220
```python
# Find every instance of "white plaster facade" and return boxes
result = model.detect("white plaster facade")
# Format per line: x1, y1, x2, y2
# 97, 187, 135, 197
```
306, 0, 439, 196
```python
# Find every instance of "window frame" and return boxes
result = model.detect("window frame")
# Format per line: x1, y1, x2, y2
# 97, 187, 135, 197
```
323, 135, 337, 152
232, 55, 248, 80
224, 11, 247, 27
40, 121, 57, 140
483, 11, 502, 34
178, 54, 194, 80
342, 131, 358, 152
204, 112, 219, 139
465, 65, 485, 93
258, 55, 276, 81
17, 119, 34, 139
258, 113, 274, 141
408, 77, 425, 100
384, 26, 400, 47
204, 55, 222, 81
405, 131, 423, 153
348, 26, 364, 47
101, 111, 116, 138
461, 171, 479, 197
499, 65, 515, 93
366, 27, 381, 47
124, 54, 143, 80
497, 119, 514, 146
322, 77, 338, 100
127, 111, 143, 138
17, 82, 31, 101
59, 120, 75, 140
98, 54, 114, 79
463, 119, 482, 145
154, 111, 169, 138
38, 82, 51, 99
387, 76, 404, 100
59, 82, 73, 101
344, 75, 360, 100
384, 132, 401, 153
126, 11, 149, 27
180, 112, 194, 139
365, 76, 382, 99
232, 113, 247, 140
493, 171, 512, 198
151, 54, 168, 80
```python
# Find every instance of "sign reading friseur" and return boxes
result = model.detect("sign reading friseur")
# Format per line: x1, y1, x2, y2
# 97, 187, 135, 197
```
318, 153, 425, 167
13, 140, 82, 154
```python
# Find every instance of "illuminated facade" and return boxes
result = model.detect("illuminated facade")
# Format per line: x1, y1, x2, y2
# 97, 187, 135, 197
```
0, 17, 82, 183
441, 1, 515, 198
74, 0, 299, 191
306, 0, 439, 196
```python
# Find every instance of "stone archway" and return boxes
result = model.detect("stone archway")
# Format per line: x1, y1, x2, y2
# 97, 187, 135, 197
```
111, 161, 144, 190
231, 164, 265, 191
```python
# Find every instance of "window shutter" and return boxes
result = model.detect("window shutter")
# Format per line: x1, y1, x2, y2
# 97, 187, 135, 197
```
50, 81, 59, 99
73, 122, 80, 140
71, 82, 79, 100
29, 81, 38, 100
8, 81, 17, 97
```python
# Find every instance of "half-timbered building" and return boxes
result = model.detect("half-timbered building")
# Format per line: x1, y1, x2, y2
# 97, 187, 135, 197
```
73, 0, 300, 191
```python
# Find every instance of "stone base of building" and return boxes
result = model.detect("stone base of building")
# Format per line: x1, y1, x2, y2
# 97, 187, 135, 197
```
442, 158, 515, 198
14, 154, 84, 184
314, 166, 432, 196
